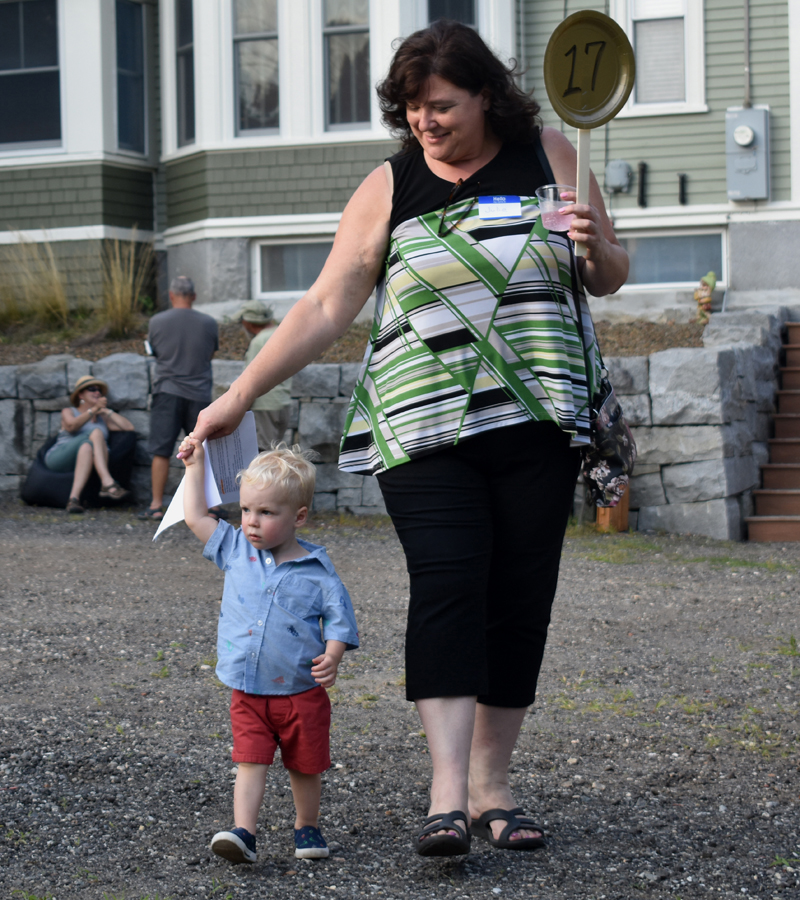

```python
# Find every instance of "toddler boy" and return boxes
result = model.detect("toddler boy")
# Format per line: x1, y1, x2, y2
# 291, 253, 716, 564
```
180, 437, 359, 863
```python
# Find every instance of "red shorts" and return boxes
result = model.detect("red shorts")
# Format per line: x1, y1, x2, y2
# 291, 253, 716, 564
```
229, 686, 331, 774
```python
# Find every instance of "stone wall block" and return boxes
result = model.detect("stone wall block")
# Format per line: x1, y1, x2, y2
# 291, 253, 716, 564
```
33, 397, 69, 411
0, 475, 22, 492
212, 360, 246, 399
650, 347, 742, 425
638, 497, 742, 541
288, 399, 300, 429
752, 441, 769, 470
33, 411, 52, 442
632, 426, 726, 466
360, 475, 384, 507
297, 401, 347, 462
312, 492, 337, 513
339, 363, 362, 398
703, 311, 783, 356
620, 393, 651, 427
0, 365, 18, 398
750, 344, 779, 385
146, 358, 156, 392
731, 346, 757, 404
336, 487, 363, 509
0, 399, 29, 474
605, 356, 648, 394
67, 357, 92, 388
17, 355, 70, 399
661, 457, 758, 504
755, 379, 776, 414
292, 364, 341, 399
628, 472, 666, 509
125, 409, 151, 439
134, 443, 152, 466
315, 463, 363, 492
92, 354, 149, 409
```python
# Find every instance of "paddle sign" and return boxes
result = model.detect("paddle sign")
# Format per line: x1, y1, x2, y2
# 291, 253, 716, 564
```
543, 11, 635, 255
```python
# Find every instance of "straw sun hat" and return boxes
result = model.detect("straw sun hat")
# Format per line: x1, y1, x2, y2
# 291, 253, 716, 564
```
69, 375, 109, 407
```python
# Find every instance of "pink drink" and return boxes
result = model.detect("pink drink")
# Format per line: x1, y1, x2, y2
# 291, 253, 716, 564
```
540, 209, 575, 232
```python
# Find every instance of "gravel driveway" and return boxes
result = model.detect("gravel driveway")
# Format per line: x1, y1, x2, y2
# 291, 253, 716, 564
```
1, 498, 798, 900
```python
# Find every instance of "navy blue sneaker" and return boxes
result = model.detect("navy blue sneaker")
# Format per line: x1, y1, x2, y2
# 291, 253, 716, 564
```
211, 826, 257, 863
294, 825, 329, 859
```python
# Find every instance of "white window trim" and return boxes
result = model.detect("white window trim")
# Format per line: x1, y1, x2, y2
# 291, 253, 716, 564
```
160, 0, 515, 160
250, 234, 336, 302
0, 0, 155, 168
613, 226, 727, 291
611, 0, 707, 118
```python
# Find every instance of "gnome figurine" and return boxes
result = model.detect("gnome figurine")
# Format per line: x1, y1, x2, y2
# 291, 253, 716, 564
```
695, 271, 716, 325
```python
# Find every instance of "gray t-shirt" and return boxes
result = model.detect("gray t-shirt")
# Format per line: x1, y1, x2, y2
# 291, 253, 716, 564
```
148, 307, 219, 401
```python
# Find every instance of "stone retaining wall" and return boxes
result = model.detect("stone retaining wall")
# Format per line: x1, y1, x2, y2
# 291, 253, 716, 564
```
0, 307, 791, 536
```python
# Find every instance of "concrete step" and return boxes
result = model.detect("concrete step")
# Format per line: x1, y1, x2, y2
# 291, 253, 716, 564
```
768, 439, 800, 463
773, 414, 800, 439
746, 515, 800, 542
761, 464, 800, 489
776, 390, 800, 414
753, 490, 800, 516
780, 368, 800, 390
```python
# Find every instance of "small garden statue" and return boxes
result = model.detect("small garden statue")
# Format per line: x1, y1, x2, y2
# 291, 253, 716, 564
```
694, 270, 716, 325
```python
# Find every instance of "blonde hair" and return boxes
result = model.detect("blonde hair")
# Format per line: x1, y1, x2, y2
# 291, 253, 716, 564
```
237, 444, 317, 509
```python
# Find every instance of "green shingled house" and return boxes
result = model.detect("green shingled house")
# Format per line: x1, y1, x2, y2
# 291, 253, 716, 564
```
1, 0, 797, 317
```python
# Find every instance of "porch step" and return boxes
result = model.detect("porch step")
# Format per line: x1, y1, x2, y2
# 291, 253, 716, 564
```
767, 439, 800, 463
761, 464, 800, 489
784, 345, 800, 367
746, 515, 800, 542
776, 390, 800, 414
752, 489, 800, 516
785, 322, 800, 343
780, 368, 800, 390
772, 414, 800, 439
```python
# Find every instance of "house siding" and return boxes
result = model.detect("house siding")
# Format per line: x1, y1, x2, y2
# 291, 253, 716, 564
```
521, 0, 790, 209
0, 164, 154, 232
165, 141, 398, 228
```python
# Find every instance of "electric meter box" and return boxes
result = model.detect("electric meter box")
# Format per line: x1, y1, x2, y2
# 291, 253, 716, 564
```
726, 106, 770, 201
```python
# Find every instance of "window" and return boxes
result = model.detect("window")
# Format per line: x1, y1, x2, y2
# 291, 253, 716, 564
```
428, 0, 475, 26
324, 0, 370, 130
612, 0, 706, 116
233, 0, 279, 133
257, 241, 334, 297
619, 233, 724, 286
116, 0, 146, 154
0, 0, 60, 147
176, 0, 194, 146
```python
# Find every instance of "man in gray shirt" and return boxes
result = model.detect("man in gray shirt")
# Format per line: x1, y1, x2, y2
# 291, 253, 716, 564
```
139, 276, 218, 519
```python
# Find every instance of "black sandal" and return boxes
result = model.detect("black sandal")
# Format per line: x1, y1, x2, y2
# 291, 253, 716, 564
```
470, 808, 546, 851
416, 810, 471, 857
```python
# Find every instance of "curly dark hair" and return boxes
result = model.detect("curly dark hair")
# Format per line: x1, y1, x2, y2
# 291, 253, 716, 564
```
377, 19, 541, 149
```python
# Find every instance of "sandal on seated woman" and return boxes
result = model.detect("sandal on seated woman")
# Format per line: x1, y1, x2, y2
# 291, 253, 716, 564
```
45, 376, 135, 512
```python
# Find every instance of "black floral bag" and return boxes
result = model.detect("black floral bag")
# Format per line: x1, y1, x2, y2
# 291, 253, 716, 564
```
569, 248, 637, 508
582, 371, 637, 507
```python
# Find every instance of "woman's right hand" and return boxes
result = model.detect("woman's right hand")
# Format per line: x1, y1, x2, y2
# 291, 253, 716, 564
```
182, 389, 249, 459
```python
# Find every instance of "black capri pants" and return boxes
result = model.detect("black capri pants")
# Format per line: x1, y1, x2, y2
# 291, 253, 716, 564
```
377, 420, 581, 708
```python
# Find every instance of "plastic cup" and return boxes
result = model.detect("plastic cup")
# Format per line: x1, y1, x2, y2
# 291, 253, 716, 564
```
535, 184, 576, 232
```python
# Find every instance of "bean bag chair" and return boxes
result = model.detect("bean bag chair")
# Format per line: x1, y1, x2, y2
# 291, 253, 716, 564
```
21, 430, 138, 509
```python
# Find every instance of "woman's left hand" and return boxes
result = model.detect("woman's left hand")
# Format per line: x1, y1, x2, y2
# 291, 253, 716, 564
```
556, 190, 612, 266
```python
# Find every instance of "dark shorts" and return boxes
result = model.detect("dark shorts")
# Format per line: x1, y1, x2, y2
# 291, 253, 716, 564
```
146, 392, 208, 458
229, 686, 331, 774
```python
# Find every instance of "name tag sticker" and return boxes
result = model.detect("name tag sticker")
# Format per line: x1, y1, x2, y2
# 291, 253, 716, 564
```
478, 195, 522, 219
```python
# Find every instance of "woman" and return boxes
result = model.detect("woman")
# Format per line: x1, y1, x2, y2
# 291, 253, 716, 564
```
46, 375, 134, 513
190, 21, 628, 856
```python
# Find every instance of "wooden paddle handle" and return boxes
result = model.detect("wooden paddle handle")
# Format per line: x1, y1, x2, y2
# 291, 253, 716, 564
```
575, 129, 591, 257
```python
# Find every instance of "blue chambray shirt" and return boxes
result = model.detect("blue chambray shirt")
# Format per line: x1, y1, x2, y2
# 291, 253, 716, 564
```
203, 520, 359, 696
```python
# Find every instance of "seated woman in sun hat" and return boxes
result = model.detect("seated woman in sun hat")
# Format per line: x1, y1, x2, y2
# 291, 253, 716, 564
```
44, 374, 135, 513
